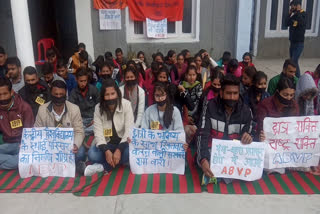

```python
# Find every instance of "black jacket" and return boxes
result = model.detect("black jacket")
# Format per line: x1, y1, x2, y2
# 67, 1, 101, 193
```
18, 79, 51, 117
286, 10, 307, 43
196, 96, 253, 165
69, 84, 100, 119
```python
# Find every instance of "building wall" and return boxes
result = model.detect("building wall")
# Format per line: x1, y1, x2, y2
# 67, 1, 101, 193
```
0, 0, 16, 56
256, 0, 320, 58
91, 0, 238, 60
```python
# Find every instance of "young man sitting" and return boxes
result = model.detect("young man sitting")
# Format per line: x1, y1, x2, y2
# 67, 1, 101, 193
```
6, 56, 24, 93
69, 68, 100, 136
34, 80, 86, 175
18, 66, 51, 117
0, 77, 34, 169
197, 74, 253, 181
41, 62, 64, 88
56, 59, 77, 95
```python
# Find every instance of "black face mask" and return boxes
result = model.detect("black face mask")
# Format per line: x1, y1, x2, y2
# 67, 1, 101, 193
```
275, 91, 292, 106
212, 86, 220, 93
0, 97, 12, 106
126, 80, 137, 87
100, 74, 112, 80
222, 99, 238, 108
104, 98, 117, 106
51, 95, 66, 106
156, 100, 166, 107
253, 86, 266, 94
26, 83, 38, 92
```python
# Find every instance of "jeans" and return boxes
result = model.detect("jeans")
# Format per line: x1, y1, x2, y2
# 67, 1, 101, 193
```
289, 42, 304, 78
75, 145, 87, 163
0, 143, 20, 170
88, 143, 129, 172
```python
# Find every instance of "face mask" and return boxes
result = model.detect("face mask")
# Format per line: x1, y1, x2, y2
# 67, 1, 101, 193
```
105, 98, 117, 106
100, 74, 112, 80
275, 91, 292, 106
253, 86, 266, 94
212, 86, 220, 93
222, 99, 238, 108
126, 80, 137, 87
156, 100, 166, 107
26, 83, 38, 92
0, 97, 12, 106
51, 95, 66, 106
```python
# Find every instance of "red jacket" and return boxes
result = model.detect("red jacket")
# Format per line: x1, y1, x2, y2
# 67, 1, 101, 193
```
255, 95, 299, 140
0, 94, 34, 143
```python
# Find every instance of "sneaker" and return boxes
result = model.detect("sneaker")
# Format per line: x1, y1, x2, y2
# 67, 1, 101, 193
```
84, 163, 104, 176
76, 161, 86, 176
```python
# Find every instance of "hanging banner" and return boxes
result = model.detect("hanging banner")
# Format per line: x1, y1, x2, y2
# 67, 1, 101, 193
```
128, 0, 184, 21
94, 0, 127, 9
99, 9, 122, 30
210, 139, 265, 181
264, 116, 320, 169
146, 18, 167, 39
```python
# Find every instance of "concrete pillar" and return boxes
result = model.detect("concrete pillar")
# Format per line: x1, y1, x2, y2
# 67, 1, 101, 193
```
75, 0, 95, 59
235, 0, 253, 61
10, 0, 35, 68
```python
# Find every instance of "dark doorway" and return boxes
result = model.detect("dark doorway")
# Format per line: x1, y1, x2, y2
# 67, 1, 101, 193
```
28, 0, 78, 61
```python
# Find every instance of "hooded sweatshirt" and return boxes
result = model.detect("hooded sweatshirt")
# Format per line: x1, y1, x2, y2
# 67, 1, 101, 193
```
295, 73, 318, 116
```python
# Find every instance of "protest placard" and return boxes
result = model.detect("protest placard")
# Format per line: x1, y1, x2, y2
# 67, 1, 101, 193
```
99, 9, 121, 30
264, 116, 320, 169
129, 128, 185, 174
146, 18, 167, 39
19, 127, 75, 178
210, 139, 265, 181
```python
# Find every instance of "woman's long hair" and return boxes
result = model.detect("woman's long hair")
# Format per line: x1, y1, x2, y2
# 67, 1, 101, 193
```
99, 78, 122, 120
154, 81, 174, 129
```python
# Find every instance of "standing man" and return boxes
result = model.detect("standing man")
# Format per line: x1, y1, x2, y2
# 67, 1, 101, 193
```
286, 0, 306, 78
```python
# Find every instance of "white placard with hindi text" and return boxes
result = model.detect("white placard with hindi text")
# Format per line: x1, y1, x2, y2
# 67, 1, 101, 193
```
99, 9, 121, 30
129, 128, 185, 175
19, 127, 75, 178
146, 18, 167, 38
264, 116, 320, 169
210, 139, 265, 181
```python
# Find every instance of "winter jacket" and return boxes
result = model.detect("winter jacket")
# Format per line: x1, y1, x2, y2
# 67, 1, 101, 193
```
295, 73, 318, 116
34, 101, 85, 148
93, 99, 134, 150
119, 85, 145, 127
267, 73, 298, 95
196, 96, 253, 164
69, 84, 100, 119
286, 9, 307, 43
0, 94, 34, 143
18, 79, 51, 117
181, 81, 202, 118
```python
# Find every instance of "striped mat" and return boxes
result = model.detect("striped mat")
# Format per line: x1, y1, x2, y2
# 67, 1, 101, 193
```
0, 150, 320, 196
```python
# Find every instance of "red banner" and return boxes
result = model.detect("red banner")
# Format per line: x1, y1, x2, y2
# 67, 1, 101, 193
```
93, 0, 128, 9
127, 0, 184, 21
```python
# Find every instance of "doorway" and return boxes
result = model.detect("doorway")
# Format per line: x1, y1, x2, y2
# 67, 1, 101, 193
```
28, 0, 78, 61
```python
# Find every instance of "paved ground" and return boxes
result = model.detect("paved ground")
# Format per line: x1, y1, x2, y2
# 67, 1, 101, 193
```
1, 58, 320, 214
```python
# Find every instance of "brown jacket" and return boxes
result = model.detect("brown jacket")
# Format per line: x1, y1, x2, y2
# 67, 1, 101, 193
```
0, 93, 34, 143
34, 101, 85, 148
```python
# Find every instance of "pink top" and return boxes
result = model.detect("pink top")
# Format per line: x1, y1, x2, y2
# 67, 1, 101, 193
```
224, 65, 242, 78
143, 68, 156, 106
170, 63, 187, 86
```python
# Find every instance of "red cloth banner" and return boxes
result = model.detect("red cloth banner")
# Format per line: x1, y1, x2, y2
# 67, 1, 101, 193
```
93, 0, 128, 9
127, 0, 184, 21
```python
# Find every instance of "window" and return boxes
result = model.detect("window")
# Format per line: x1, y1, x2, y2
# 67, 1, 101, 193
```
126, 0, 200, 43
265, 0, 320, 37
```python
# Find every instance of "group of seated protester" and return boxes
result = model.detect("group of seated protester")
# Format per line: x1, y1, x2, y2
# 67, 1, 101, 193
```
0, 44, 319, 178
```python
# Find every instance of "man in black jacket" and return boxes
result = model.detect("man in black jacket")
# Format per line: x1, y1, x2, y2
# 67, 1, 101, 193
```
69, 68, 100, 136
197, 74, 253, 178
286, 0, 306, 78
18, 66, 51, 117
